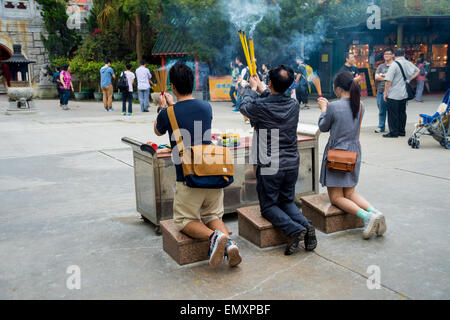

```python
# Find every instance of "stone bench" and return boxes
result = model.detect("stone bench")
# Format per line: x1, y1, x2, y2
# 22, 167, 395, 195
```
237, 206, 287, 248
160, 219, 231, 265
300, 193, 364, 234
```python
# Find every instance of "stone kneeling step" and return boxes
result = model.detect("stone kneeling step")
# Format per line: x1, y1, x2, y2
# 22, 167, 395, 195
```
300, 193, 364, 234
160, 219, 232, 266
237, 206, 287, 248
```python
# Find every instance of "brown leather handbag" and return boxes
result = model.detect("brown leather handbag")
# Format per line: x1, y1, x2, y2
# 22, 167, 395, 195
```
326, 104, 363, 173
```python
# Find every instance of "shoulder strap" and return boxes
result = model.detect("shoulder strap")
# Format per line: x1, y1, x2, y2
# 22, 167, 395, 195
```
166, 106, 185, 154
358, 103, 363, 141
395, 61, 407, 82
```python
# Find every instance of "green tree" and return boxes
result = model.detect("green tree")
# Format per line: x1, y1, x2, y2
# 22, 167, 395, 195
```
38, 0, 81, 60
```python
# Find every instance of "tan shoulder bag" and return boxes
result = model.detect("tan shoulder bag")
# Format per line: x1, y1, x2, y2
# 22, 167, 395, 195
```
326, 103, 363, 173
166, 106, 234, 188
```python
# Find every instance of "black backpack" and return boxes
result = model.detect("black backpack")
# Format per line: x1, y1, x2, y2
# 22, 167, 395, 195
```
117, 72, 128, 92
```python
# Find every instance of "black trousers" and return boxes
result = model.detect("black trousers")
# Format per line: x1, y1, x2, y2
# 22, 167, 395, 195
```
256, 166, 311, 238
387, 98, 407, 136
122, 91, 133, 113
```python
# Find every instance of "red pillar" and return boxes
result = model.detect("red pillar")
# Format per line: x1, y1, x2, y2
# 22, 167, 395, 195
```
195, 56, 199, 90
161, 56, 165, 67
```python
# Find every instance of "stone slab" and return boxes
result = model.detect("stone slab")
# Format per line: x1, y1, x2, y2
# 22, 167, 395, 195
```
160, 219, 233, 265
300, 193, 364, 233
237, 205, 287, 248
160, 219, 210, 265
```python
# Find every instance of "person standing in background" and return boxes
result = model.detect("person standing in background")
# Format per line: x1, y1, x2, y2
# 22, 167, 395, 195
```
100, 59, 115, 112
419, 53, 431, 93
59, 64, 74, 111
383, 48, 420, 138
374, 48, 394, 133
340, 52, 362, 83
136, 60, 154, 112
295, 58, 310, 109
229, 61, 239, 108
232, 56, 249, 114
52, 66, 62, 108
120, 63, 135, 116
415, 57, 427, 103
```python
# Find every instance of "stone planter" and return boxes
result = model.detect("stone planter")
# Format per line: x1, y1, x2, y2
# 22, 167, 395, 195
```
113, 92, 123, 101
74, 92, 88, 100
82, 89, 95, 99
93, 92, 103, 101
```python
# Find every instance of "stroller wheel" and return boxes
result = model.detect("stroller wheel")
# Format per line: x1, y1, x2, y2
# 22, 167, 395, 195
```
415, 140, 420, 149
440, 139, 446, 146
408, 137, 413, 146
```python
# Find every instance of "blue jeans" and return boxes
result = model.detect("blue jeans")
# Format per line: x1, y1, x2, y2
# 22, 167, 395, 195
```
138, 89, 150, 112
235, 93, 242, 110
415, 81, 425, 101
376, 92, 387, 131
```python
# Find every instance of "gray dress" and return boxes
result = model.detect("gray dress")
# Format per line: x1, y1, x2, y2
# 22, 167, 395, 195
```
318, 98, 364, 188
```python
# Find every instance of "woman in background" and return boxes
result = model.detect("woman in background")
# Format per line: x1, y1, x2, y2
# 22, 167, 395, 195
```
59, 64, 74, 110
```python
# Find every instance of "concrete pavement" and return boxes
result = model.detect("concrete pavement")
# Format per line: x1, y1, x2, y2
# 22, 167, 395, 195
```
0, 93, 449, 299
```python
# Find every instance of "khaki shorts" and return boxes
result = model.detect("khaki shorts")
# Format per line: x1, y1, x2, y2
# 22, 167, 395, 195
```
173, 182, 224, 231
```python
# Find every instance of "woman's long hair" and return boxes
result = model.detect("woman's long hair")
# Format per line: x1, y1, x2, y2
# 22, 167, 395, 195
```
333, 71, 361, 119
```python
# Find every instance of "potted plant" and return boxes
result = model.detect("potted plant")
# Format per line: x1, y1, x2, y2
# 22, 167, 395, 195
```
70, 56, 90, 100
111, 61, 125, 101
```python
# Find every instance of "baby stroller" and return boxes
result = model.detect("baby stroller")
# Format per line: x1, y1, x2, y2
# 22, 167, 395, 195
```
408, 89, 450, 149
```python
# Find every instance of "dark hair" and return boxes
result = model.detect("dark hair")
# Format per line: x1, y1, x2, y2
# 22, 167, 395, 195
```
395, 48, 405, 56
333, 71, 361, 119
268, 64, 295, 93
105, 58, 111, 64
61, 64, 69, 71
169, 62, 194, 95
417, 57, 424, 64
384, 48, 393, 54
140, 59, 146, 66
235, 56, 242, 64
345, 52, 354, 61
55, 66, 61, 71
126, 63, 132, 70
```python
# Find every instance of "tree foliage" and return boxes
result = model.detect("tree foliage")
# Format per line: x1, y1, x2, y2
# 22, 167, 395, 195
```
38, 0, 81, 60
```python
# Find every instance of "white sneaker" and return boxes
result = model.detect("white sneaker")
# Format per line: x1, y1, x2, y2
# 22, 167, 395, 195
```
374, 211, 387, 236
225, 239, 242, 267
208, 230, 228, 268
362, 213, 378, 239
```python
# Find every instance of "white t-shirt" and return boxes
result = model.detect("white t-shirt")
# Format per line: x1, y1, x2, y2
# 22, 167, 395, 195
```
121, 71, 135, 92
135, 66, 152, 90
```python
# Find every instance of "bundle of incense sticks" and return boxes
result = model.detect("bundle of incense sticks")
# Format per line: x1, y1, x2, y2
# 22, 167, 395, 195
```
238, 30, 256, 77
154, 68, 168, 94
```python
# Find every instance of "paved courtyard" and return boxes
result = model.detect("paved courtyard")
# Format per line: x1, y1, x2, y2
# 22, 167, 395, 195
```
0, 93, 449, 299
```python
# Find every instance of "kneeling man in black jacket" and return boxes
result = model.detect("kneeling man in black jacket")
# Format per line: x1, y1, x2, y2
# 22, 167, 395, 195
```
240, 65, 317, 255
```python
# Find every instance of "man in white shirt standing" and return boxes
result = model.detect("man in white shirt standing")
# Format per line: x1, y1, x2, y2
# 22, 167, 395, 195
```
135, 60, 154, 112
383, 48, 419, 138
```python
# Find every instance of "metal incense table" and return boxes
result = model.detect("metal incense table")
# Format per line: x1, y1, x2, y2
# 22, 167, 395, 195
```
122, 124, 320, 234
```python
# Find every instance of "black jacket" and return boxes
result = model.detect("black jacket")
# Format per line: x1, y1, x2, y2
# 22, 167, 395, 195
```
240, 89, 300, 171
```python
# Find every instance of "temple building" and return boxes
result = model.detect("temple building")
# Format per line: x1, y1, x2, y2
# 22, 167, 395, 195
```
0, 0, 91, 93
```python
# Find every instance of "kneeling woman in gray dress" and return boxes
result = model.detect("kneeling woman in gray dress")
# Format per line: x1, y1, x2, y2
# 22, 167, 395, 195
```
317, 71, 387, 239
